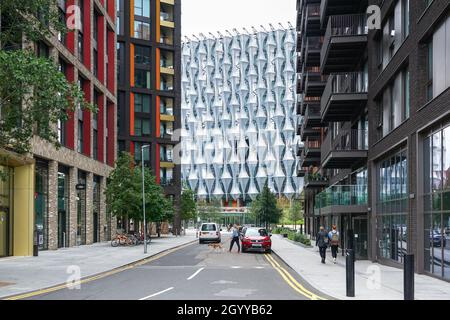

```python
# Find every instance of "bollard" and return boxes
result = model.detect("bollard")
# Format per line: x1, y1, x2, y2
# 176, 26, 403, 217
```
346, 249, 355, 297
404, 254, 414, 300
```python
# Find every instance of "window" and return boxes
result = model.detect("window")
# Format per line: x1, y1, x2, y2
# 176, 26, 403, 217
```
57, 0, 66, 44
430, 13, 450, 99
377, 148, 408, 263
160, 145, 173, 162
134, 117, 150, 136
160, 168, 173, 186
37, 41, 49, 58
77, 78, 84, 153
160, 97, 174, 115
117, 42, 125, 85
134, 0, 150, 18
160, 121, 173, 137
380, 0, 409, 69
134, 93, 151, 113
135, 69, 151, 89
134, 21, 150, 40
423, 124, 450, 279
135, 45, 151, 66
134, 142, 150, 163
116, 0, 124, 35
380, 68, 410, 137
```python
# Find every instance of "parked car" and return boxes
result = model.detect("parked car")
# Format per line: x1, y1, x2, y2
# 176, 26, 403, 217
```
199, 223, 221, 244
241, 227, 272, 253
430, 230, 447, 247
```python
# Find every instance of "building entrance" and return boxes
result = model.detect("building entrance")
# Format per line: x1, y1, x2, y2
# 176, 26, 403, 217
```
0, 208, 9, 257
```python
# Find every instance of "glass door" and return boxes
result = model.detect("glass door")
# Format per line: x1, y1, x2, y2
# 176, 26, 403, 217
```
0, 208, 9, 257
353, 215, 368, 259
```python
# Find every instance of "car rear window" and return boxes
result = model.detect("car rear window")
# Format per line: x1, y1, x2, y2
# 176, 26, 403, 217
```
245, 229, 268, 237
201, 224, 216, 231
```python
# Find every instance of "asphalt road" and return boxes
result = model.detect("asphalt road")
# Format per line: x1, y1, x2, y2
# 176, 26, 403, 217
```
25, 235, 329, 300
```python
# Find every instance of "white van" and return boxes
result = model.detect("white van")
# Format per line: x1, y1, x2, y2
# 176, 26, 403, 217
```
198, 223, 221, 244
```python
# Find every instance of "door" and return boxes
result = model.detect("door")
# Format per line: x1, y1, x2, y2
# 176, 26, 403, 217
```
58, 210, 66, 248
93, 212, 99, 243
353, 215, 368, 259
0, 208, 9, 257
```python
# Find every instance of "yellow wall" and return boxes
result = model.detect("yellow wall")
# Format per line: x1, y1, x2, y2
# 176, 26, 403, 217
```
12, 163, 34, 256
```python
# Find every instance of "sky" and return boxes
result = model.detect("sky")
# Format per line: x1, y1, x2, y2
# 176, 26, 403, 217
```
181, 0, 296, 38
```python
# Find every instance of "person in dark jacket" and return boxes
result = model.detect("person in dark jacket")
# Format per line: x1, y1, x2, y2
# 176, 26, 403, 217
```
316, 226, 329, 264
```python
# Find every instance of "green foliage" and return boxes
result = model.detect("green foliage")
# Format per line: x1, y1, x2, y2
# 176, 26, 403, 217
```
287, 230, 311, 246
180, 188, 197, 222
0, 1, 93, 154
289, 199, 303, 227
105, 152, 173, 223
250, 183, 283, 228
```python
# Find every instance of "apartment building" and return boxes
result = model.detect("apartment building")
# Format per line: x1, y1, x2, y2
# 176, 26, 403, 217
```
116, 0, 182, 232
1, 0, 118, 257
297, 0, 450, 281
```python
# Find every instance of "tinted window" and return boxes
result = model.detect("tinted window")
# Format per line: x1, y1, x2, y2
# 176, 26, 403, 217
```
245, 229, 268, 237
201, 224, 216, 231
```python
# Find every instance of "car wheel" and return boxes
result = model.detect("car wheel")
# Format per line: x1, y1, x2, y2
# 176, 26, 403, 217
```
199, 239, 203, 244
265, 249, 272, 254
242, 247, 246, 253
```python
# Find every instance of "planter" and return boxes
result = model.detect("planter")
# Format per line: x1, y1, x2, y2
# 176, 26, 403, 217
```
282, 233, 288, 238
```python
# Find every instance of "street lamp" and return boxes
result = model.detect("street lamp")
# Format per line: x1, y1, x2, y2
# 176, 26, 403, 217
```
141, 144, 151, 254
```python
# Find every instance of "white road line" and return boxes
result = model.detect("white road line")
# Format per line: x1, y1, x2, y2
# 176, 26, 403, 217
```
231, 266, 242, 269
139, 287, 174, 300
187, 267, 205, 280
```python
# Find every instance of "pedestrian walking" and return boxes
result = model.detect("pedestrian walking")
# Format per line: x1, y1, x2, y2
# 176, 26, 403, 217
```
229, 224, 240, 253
316, 226, 329, 264
328, 225, 340, 264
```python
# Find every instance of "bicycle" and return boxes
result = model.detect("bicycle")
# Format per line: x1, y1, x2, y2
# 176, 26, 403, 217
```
111, 233, 135, 247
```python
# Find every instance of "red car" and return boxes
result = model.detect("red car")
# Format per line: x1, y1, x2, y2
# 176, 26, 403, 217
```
241, 227, 272, 253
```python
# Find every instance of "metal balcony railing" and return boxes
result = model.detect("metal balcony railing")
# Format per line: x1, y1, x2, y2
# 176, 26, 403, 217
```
314, 184, 368, 214
305, 103, 321, 119
321, 71, 367, 111
160, 12, 174, 22
306, 3, 320, 17
321, 14, 368, 66
322, 128, 368, 154
304, 173, 328, 186
306, 36, 322, 52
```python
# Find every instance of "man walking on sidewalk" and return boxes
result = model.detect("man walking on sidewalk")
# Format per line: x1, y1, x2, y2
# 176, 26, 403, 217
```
229, 224, 240, 253
316, 226, 329, 264
328, 225, 339, 264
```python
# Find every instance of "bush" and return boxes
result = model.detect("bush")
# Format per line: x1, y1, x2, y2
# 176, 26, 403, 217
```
287, 230, 311, 246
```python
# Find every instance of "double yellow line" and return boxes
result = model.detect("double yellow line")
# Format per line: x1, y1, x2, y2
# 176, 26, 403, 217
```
4, 241, 196, 301
264, 253, 326, 300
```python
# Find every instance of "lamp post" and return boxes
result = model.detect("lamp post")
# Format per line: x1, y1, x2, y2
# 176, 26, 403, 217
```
141, 144, 151, 254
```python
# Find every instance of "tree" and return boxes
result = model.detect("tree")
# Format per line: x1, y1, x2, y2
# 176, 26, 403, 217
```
180, 188, 197, 231
105, 152, 173, 234
252, 183, 283, 229
289, 200, 303, 231
0, 0, 93, 155
105, 152, 140, 226
197, 199, 222, 223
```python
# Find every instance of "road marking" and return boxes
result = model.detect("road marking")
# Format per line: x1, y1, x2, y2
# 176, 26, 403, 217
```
254, 266, 264, 269
187, 267, 205, 280
264, 254, 326, 301
231, 266, 241, 269
3, 241, 196, 300
139, 287, 174, 300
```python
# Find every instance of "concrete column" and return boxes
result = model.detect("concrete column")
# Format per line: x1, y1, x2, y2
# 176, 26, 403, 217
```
47, 160, 58, 250
69, 167, 78, 247
85, 172, 94, 245
99, 176, 107, 242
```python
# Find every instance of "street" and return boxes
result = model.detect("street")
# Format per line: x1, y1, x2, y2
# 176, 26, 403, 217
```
23, 234, 329, 300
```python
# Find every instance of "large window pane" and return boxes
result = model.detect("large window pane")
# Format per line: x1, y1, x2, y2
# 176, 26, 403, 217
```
443, 126, 450, 190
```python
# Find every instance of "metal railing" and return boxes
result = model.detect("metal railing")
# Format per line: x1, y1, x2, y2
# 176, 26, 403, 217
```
306, 3, 320, 18
304, 172, 328, 185
304, 103, 321, 120
314, 184, 368, 214
160, 12, 174, 22
321, 71, 368, 112
321, 14, 368, 66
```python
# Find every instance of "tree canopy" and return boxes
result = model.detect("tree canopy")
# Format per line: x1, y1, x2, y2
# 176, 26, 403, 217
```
105, 152, 173, 224
0, 0, 93, 155
180, 187, 197, 222
250, 183, 283, 229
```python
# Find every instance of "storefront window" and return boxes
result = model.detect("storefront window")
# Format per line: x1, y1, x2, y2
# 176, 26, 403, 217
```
35, 160, 49, 250
423, 124, 450, 280
93, 176, 101, 243
77, 171, 87, 245
57, 167, 70, 248
377, 148, 408, 263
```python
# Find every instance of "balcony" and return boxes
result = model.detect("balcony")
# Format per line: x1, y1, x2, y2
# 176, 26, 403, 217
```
304, 173, 329, 189
314, 184, 368, 215
300, 120, 321, 142
299, 138, 321, 167
320, 0, 368, 28
303, 103, 325, 128
304, 36, 322, 68
321, 72, 368, 122
304, 67, 327, 97
304, 3, 321, 37
321, 14, 368, 74
321, 129, 368, 169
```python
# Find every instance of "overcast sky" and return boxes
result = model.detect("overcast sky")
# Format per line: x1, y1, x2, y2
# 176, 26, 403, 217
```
181, 0, 296, 38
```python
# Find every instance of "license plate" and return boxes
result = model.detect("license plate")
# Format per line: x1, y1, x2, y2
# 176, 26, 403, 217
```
252, 244, 262, 248
202, 232, 208, 235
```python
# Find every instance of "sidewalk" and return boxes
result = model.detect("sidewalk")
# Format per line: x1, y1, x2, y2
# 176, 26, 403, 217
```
0, 231, 197, 299
271, 234, 450, 300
